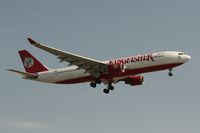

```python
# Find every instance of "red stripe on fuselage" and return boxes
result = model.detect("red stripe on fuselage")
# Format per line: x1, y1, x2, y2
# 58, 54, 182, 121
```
55, 63, 183, 84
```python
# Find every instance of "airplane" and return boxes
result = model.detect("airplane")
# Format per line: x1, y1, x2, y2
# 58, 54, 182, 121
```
8, 38, 191, 94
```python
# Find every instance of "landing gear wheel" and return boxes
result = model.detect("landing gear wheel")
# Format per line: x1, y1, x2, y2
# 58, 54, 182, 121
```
168, 72, 173, 77
103, 89, 109, 94
108, 85, 114, 91
90, 82, 96, 88
95, 79, 102, 84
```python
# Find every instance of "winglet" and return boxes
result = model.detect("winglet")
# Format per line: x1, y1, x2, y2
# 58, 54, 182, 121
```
27, 38, 37, 44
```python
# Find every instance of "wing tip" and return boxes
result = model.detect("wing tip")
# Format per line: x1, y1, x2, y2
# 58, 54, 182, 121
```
27, 38, 37, 44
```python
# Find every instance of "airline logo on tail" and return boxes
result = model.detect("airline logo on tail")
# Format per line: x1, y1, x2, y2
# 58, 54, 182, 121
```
24, 58, 34, 68
18, 50, 49, 73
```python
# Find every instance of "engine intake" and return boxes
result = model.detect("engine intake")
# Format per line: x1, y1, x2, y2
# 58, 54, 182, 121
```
124, 75, 144, 86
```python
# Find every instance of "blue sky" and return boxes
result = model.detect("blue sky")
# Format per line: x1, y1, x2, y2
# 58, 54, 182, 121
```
0, 0, 199, 133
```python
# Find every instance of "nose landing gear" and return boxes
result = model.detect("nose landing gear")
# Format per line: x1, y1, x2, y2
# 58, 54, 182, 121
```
168, 68, 173, 77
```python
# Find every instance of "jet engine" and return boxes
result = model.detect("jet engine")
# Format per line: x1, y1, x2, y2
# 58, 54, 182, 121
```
124, 75, 144, 86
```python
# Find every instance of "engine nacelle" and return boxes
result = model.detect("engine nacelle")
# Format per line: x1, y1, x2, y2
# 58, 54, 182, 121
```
108, 63, 125, 74
124, 75, 144, 86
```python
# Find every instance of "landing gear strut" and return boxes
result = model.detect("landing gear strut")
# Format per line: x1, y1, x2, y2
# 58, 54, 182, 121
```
168, 68, 173, 77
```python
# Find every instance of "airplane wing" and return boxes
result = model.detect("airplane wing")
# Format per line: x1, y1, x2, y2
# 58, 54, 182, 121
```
7, 69, 38, 79
27, 38, 108, 77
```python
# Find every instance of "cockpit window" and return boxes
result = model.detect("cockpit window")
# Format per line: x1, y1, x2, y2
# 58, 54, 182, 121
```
178, 52, 184, 55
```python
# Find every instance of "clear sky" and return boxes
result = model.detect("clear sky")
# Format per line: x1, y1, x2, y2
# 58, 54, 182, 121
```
0, 0, 199, 133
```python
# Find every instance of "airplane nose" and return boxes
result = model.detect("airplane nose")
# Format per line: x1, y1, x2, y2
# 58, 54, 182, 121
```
186, 55, 191, 60
184, 55, 191, 62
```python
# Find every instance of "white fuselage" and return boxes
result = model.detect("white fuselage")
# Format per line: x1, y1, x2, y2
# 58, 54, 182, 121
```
34, 51, 191, 84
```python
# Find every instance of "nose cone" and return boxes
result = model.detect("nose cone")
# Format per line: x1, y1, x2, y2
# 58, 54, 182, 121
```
183, 55, 191, 62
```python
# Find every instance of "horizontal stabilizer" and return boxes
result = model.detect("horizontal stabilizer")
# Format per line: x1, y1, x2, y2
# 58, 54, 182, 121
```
7, 69, 38, 79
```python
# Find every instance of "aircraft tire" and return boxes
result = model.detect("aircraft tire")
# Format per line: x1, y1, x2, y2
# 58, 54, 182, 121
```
108, 85, 114, 90
90, 82, 96, 88
168, 72, 173, 77
96, 79, 102, 84
103, 89, 109, 94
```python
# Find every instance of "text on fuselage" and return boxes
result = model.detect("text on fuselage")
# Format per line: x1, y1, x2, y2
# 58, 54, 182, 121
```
109, 54, 155, 64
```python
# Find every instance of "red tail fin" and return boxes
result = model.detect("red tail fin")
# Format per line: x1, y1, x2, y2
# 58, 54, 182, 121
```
19, 50, 48, 73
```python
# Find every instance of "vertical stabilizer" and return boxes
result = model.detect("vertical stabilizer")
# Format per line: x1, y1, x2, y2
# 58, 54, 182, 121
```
19, 50, 48, 73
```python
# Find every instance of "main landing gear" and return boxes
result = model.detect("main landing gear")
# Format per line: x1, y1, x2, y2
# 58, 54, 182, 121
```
90, 80, 114, 94
103, 84, 114, 94
90, 79, 102, 88
168, 68, 173, 77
